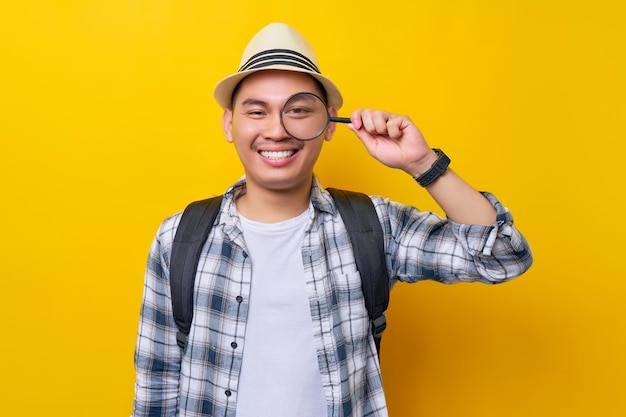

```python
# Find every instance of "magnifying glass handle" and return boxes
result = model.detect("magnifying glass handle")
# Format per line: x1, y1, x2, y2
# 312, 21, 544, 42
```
329, 116, 351, 124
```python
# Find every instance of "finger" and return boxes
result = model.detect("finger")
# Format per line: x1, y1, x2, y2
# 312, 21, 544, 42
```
346, 110, 376, 143
358, 109, 376, 133
386, 114, 405, 139
349, 109, 363, 130
359, 110, 393, 136
371, 112, 392, 135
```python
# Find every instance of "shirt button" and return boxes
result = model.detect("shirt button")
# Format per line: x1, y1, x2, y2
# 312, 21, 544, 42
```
225, 390, 232, 397
231, 342, 238, 349
236, 296, 243, 303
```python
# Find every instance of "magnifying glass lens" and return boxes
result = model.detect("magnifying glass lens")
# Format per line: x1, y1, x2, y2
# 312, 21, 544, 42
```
281, 93, 329, 141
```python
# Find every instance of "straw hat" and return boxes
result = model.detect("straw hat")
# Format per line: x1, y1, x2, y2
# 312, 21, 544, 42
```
213, 23, 343, 110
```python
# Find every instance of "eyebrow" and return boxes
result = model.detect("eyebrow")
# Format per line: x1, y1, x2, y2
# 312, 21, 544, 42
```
240, 98, 270, 108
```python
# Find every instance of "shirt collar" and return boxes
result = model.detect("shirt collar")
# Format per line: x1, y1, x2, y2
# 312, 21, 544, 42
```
222, 174, 337, 218
310, 175, 336, 215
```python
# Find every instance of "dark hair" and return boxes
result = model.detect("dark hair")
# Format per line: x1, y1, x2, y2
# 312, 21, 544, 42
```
230, 73, 328, 108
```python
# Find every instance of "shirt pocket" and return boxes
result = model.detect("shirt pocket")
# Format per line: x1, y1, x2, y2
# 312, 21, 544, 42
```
331, 271, 370, 345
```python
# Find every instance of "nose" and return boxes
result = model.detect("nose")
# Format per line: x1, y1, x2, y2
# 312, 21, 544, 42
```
263, 112, 291, 141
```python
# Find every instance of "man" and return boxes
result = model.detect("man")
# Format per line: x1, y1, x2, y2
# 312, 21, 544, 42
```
132, 23, 533, 417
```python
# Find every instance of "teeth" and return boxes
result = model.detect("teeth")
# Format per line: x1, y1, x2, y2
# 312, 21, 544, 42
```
260, 150, 295, 160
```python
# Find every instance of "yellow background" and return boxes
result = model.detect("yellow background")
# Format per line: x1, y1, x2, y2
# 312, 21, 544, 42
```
1, 1, 624, 416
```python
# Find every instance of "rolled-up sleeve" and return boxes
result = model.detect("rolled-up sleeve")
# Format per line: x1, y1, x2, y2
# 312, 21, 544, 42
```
377, 192, 533, 285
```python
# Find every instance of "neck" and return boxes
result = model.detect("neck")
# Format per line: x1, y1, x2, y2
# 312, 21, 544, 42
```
235, 181, 312, 223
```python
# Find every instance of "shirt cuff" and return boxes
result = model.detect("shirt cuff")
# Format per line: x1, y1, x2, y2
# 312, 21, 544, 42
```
450, 192, 515, 257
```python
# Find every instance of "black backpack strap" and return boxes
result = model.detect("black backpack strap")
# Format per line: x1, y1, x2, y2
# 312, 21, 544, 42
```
170, 196, 223, 349
327, 188, 389, 356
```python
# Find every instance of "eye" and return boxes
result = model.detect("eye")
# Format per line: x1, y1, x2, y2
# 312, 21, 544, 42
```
283, 105, 314, 119
282, 93, 327, 120
244, 109, 267, 118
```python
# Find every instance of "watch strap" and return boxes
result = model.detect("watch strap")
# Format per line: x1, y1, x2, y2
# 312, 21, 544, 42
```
414, 148, 450, 187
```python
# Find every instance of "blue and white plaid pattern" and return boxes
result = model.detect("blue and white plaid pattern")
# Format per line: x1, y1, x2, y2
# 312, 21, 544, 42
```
133, 176, 532, 417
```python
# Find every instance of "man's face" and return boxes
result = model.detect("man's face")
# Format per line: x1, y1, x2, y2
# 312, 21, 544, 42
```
222, 70, 336, 194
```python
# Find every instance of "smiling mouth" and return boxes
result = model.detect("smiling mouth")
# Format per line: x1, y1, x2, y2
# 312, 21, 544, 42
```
259, 150, 297, 160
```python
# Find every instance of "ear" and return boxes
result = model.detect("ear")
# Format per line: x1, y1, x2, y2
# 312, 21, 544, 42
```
325, 107, 338, 141
222, 109, 234, 143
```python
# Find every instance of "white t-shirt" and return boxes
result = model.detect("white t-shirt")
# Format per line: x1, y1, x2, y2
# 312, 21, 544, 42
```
235, 209, 327, 417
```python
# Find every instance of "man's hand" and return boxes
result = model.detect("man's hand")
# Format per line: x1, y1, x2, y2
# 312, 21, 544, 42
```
346, 109, 438, 177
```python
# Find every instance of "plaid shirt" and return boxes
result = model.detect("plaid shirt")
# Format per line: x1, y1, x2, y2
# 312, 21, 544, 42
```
133, 176, 532, 417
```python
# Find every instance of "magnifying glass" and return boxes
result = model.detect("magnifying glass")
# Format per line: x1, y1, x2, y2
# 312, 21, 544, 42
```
280, 92, 351, 141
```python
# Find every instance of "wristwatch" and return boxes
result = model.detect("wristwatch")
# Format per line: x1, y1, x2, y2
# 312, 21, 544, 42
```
414, 148, 450, 187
